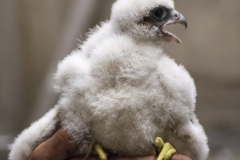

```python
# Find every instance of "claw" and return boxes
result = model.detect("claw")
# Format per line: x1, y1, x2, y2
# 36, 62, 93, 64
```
154, 137, 176, 160
155, 137, 164, 153
165, 148, 176, 160
94, 144, 108, 160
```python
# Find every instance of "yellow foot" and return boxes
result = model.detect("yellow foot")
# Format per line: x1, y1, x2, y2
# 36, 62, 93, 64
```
94, 144, 108, 160
154, 137, 176, 160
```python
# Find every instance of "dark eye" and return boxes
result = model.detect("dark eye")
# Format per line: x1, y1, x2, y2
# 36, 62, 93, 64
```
152, 7, 167, 20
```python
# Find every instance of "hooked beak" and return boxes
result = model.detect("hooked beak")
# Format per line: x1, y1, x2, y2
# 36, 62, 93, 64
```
165, 10, 187, 28
160, 10, 188, 43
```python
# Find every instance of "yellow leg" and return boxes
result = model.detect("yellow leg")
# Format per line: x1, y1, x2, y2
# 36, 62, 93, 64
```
94, 144, 108, 160
155, 137, 176, 160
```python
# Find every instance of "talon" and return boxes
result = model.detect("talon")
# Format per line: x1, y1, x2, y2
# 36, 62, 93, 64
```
165, 148, 176, 160
94, 144, 108, 160
154, 137, 176, 160
155, 137, 164, 153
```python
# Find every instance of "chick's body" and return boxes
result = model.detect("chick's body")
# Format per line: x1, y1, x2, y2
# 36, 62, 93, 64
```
56, 23, 205, 159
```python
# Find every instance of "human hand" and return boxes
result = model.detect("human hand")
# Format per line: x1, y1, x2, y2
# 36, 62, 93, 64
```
69, 155, 192, 160
29, 128, 192, 160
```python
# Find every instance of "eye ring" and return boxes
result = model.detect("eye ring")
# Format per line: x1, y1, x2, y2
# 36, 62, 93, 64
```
152, 7, 167, 21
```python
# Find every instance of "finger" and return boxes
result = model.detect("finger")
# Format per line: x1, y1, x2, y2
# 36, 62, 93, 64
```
69, 155, 99, 160
69, 155, 157, 160
171, 154, 192, 160
69, 154, 192, 160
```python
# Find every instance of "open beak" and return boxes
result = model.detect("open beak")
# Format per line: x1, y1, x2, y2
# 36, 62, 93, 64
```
160, 10, 187, 43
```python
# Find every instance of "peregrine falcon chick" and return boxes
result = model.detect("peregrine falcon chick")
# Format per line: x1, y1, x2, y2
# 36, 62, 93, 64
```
9, 0, 209, 160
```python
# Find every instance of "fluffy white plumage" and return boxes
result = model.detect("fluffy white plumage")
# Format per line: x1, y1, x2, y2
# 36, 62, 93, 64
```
9, 0, 209, 160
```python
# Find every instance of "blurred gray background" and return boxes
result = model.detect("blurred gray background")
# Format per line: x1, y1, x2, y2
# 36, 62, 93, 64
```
0, 0, 239, 160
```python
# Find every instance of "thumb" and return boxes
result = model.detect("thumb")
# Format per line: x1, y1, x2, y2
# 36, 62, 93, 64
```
29, 128, 79, 160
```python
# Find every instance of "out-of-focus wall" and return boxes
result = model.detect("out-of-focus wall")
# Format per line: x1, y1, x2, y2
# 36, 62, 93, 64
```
0, 0, 239, 160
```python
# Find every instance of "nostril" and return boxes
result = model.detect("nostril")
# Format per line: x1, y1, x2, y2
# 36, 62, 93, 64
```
174, 14, 179, 18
